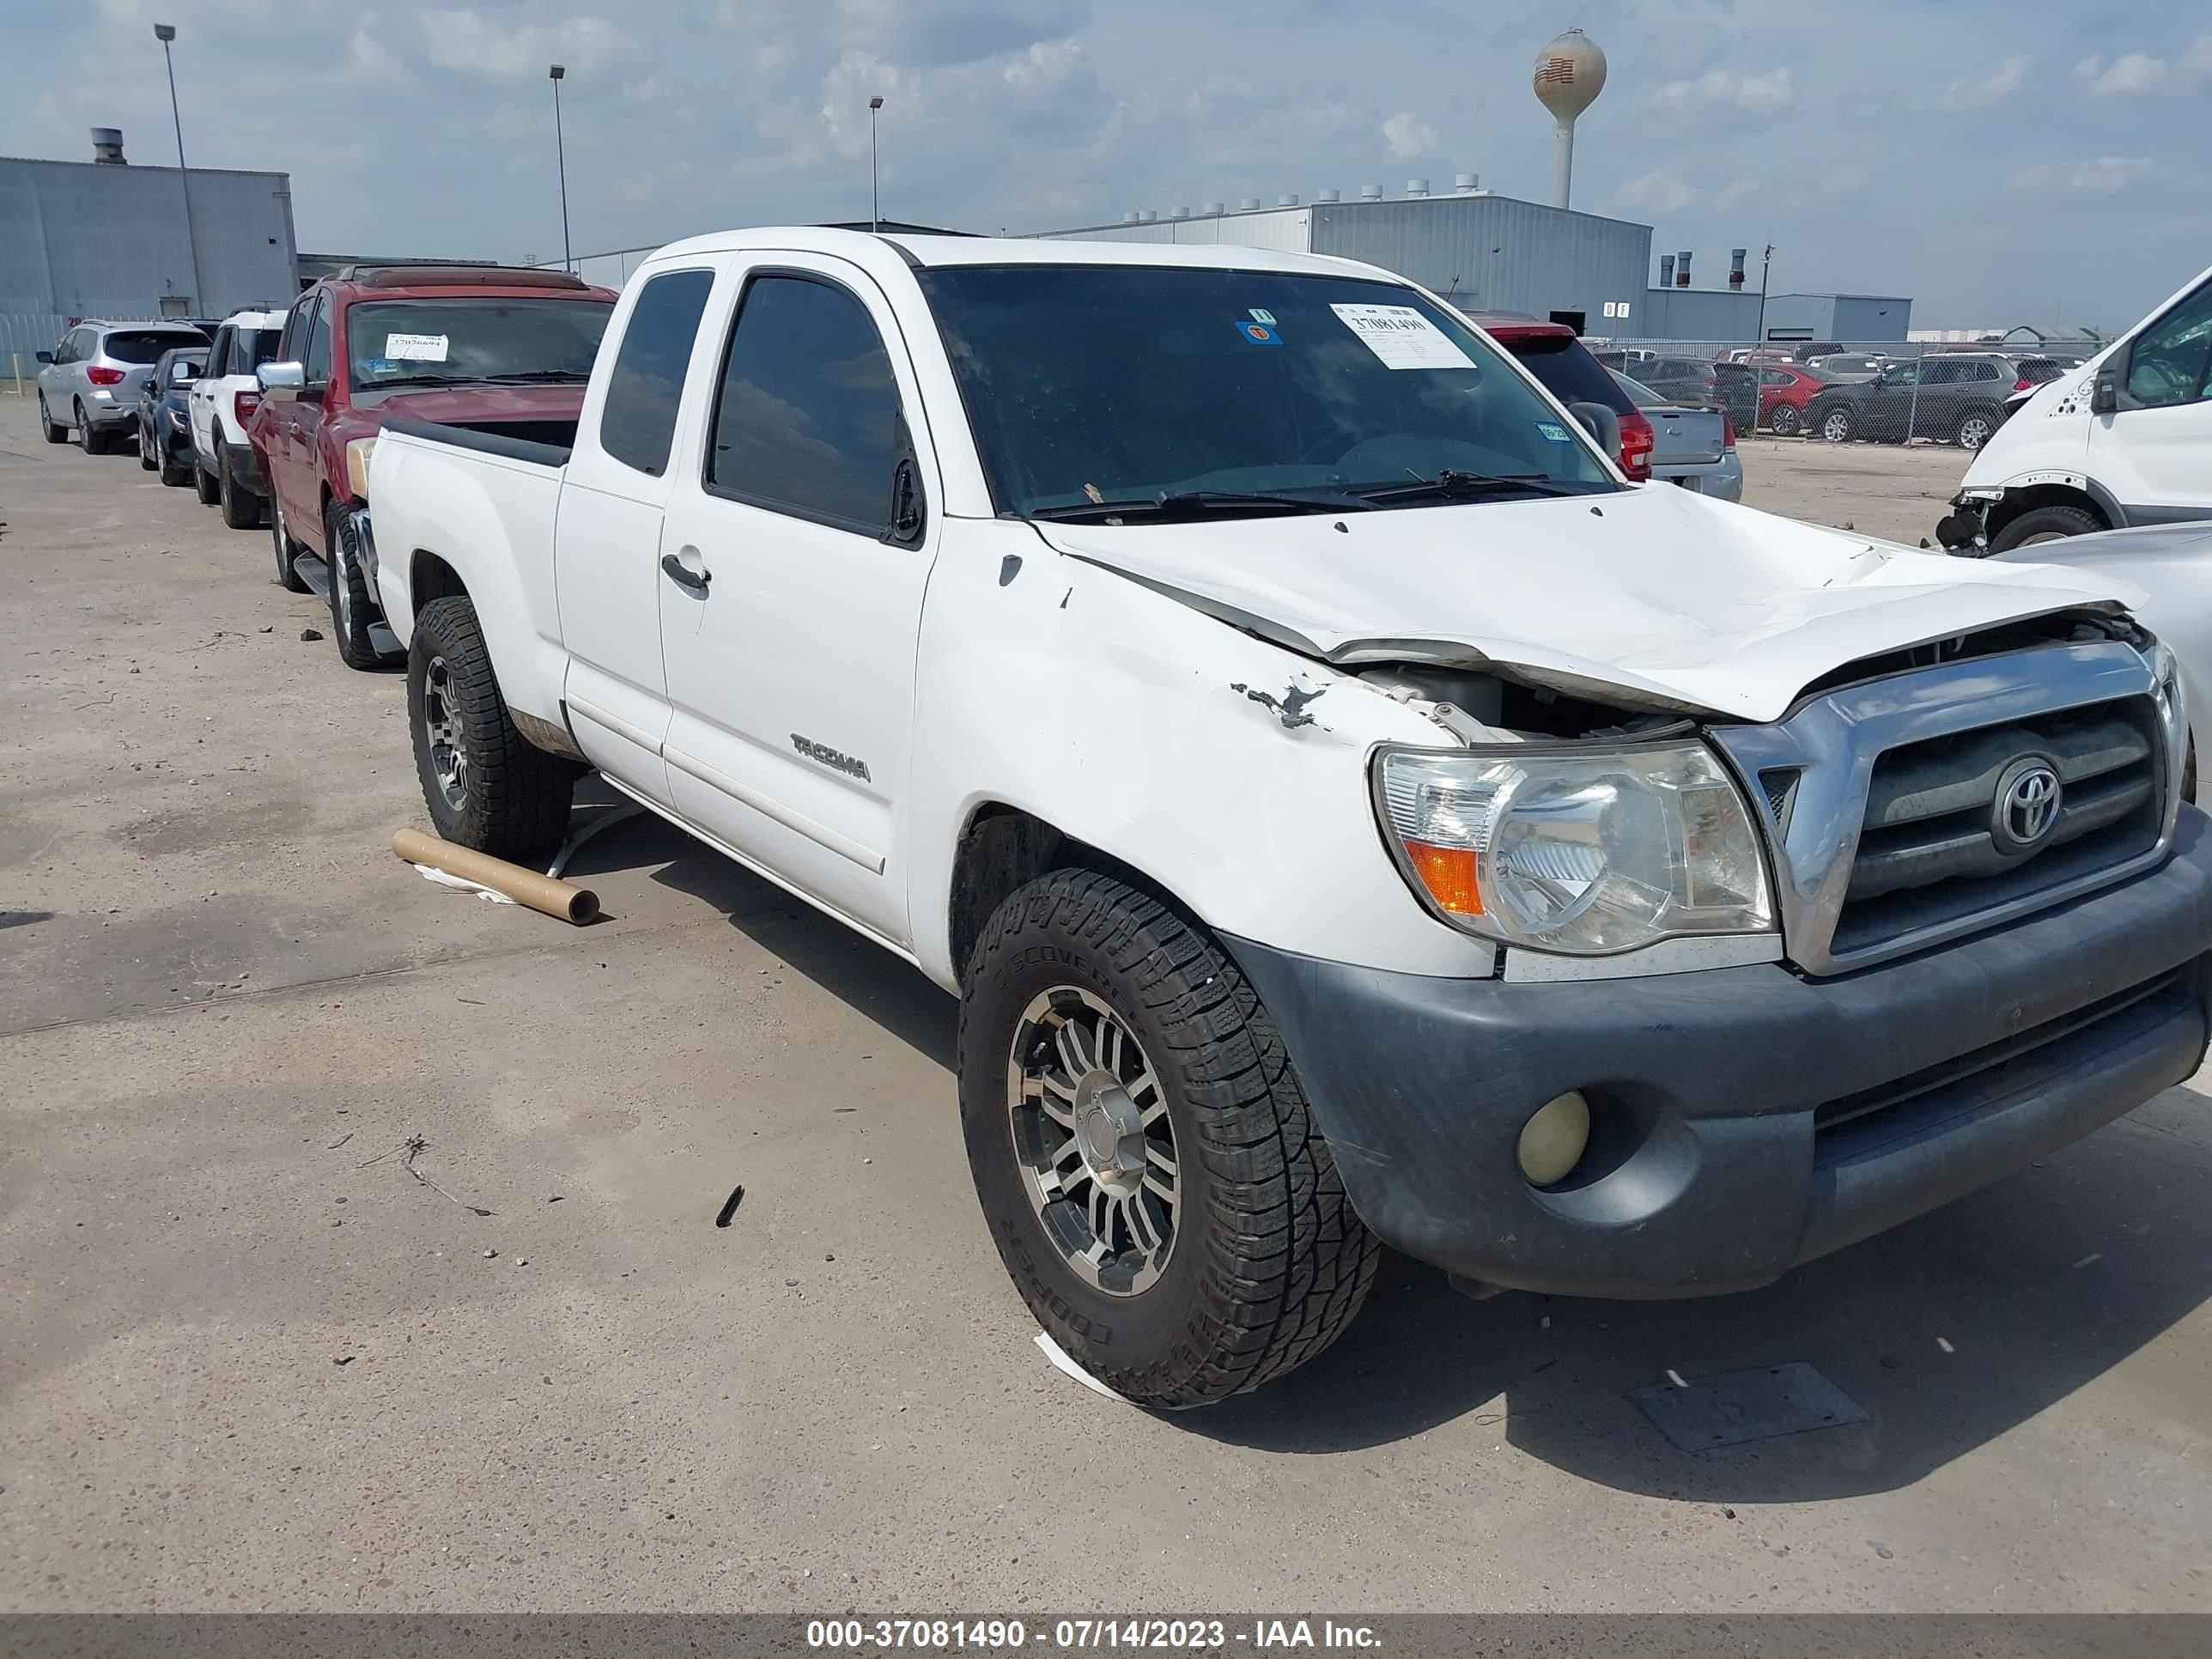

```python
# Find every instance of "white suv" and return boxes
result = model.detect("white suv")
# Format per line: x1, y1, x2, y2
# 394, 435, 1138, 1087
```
186, 308, 288, 529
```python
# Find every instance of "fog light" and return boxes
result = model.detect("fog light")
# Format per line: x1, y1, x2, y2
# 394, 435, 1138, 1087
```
1517, 1091, 1591, 1187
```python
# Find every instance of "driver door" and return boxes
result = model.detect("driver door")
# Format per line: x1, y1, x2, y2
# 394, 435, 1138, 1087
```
2089, 278, 2212, 516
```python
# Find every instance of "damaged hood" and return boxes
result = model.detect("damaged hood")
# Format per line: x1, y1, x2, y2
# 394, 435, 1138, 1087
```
1036, 483, 2147, 723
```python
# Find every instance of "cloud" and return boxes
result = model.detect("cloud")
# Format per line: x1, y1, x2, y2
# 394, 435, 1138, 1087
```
1651, 65, 1792, 121
2008, 156, 2154, 194
1613, 169, 1695, 216
2075, 33, 2212, 95
416, 10, 622, 82
1944, 54, 2026, 110
1382, 112, 1437, 160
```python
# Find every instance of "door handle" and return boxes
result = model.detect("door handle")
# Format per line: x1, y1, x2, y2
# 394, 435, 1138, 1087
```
660, 552, 711, 594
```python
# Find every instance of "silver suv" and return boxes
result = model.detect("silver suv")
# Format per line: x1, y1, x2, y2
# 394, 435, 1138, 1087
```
35, 320, 210, 453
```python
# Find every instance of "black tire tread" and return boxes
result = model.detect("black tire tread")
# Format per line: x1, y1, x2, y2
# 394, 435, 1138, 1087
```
196, 461, 222, 507
40, 398, 67, 444
409, 594, 575, 860
1989, 502, 2104, 553
219, 453, 262, 528
963, 869, 1378, 1406
328, 504, 399, 670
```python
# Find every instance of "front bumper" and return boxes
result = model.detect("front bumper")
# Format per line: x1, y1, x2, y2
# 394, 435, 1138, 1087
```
1225, 809, 2212, 1298
1936, 490, 1996, 551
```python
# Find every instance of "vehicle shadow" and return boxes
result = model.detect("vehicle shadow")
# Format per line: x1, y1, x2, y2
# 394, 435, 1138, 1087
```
557, 795, 2212, 1498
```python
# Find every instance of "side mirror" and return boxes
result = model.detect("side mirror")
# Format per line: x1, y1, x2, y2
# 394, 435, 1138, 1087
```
2090, 371, 2119, 416
1566, 400, 1622, 459
34, 350, 53, 364
258, 361, 307, 403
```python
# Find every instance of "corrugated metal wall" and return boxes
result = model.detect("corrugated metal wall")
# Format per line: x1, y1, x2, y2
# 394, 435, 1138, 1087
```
1306, 196, 1649, 321
1632, 286, 1760, 342
1, 156, 297, 360
1043, 207, 1316, 253
1828, 295, 1911, 341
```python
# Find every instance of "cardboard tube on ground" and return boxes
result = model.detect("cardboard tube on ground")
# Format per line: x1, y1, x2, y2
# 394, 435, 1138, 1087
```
392, 828, 599, 925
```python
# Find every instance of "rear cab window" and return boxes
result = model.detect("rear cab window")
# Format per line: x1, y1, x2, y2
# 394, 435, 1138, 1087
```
598, 270, 715, 476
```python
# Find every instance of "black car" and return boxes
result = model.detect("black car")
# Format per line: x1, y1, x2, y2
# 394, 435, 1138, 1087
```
1620, 355, 1759, 432
135, 345, 207, 487
1800, 352, 2032, 450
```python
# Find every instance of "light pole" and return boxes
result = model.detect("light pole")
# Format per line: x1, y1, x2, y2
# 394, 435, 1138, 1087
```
153, 23, 206, 313
868, 95, 884, 232
550, 64, 573, 274
1753, 242, 1773, 349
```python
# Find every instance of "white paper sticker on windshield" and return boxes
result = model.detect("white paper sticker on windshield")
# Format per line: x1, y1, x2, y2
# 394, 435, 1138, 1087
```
1330, 304, 1476, 371
384, 332, 450, 362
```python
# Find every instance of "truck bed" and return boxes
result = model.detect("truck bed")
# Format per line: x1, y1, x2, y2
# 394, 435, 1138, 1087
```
380, 413, 580, 468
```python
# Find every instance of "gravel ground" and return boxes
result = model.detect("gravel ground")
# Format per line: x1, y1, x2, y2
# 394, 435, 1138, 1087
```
3, 397, 2208, 1615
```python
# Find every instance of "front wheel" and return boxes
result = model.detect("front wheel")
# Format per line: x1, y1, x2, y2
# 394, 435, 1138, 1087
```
407, 594, 577, 859
39, 394, 67, 445
1955, 406, 2001, 451
959, 870, 1378, 1408
1989, 502, 2105, 553
1769, 404, 1801, 437
270, 499, 309, 592
219, 452, 264, 529
327, 501, 400, 670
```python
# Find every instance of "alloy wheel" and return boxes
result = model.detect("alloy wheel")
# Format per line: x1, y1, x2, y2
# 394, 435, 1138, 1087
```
421, 654, 471, 812
1004, 985, 1180, 1297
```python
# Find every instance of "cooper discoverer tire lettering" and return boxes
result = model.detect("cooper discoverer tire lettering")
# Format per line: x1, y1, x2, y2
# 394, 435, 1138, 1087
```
958, 869, 1376, 1407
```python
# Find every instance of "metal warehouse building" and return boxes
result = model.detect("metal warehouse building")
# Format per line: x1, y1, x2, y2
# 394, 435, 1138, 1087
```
1038, 189, 1648, 333
1036, 188, 1911, 343
0, 131, 298, 363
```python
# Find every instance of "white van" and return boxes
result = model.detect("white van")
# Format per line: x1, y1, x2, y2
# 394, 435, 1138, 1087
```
1937, 263, 2212, 553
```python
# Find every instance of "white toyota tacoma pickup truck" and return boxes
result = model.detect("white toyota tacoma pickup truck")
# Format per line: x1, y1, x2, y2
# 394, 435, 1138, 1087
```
368, 228, 2212, 1407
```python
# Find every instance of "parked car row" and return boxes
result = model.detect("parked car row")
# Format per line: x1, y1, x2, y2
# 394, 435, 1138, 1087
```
35, 264, 619, 674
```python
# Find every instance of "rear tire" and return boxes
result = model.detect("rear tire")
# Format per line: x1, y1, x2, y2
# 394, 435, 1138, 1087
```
1770, 404, 1801, 437
219, 452, 264, 528
959, 869, 1378, 1408
1816, 404, 1855, 443
195, 460, 222, 506
39, 394, 67, 444
327, 501, 400, 670
74, 401, 100, 453
270, 498, 310, 592
1988, 502, 2105, 553
407, 594, 577, 860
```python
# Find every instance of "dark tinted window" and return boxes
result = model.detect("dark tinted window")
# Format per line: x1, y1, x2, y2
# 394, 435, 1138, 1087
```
1508, 334, 1634, 414
280, 298, 312, 360
209, 325, 234, 377
302, 299, 331, 384
708, 275, 906, 529
245, 327, 281, 369
105, 330, 202, 364
598, 270, 714, 476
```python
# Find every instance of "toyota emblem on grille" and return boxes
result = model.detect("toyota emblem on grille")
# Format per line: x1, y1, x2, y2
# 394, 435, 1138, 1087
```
1991, 757, 2063, 854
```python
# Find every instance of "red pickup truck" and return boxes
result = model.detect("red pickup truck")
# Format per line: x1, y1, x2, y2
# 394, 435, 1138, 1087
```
251, 264, 617, 667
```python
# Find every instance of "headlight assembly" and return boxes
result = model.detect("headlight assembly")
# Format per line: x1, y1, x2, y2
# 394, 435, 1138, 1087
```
1375, 742, 1775, 955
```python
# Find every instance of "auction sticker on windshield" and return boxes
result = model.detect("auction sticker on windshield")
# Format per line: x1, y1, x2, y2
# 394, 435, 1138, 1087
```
1330, 304, 1476, 371
385, 333, 450, 362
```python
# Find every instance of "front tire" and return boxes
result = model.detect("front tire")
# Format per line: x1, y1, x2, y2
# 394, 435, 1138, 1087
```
1989, 502, 2105, 553
1955, 406, 2001, 451
160, 440, 193, 489
39, 394, 67, 444
327, 501, 399, 670
219, 452, 264, 528
959, 870, 1378, 1408
1770, 404, 1801, 437
407, 594, 577, 860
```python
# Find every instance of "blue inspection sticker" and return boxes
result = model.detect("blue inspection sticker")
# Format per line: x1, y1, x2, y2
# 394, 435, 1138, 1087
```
1236, 319, 1284, 347
1535, 421, 1571, 441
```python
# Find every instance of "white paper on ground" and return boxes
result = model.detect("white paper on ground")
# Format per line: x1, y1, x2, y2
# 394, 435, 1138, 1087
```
385, 332, 450, 362
413, 862, 516, 903
1033, 1331, 1136, 1403
1330, 303, 1477, 370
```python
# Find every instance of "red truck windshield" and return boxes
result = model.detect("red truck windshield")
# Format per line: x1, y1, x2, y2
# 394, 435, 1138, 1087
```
345, 298, 612, 392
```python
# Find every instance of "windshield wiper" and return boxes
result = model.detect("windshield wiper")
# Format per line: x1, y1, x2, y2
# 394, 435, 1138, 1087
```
468, 370, 592, 384
1350, 470, 1582, 504
1030, 487, 1375, 522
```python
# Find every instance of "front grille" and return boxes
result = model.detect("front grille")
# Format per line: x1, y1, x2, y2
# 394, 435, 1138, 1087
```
1813, 965, 2193, 1161
1830, 697, 2162, 958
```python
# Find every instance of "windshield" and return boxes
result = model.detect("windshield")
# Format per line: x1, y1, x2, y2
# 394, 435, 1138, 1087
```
915, 264, 1618, 519
345, 298, 612, 391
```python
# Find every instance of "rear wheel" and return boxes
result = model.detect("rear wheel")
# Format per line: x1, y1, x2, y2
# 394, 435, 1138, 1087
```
327, 501, 400, 671
38, 394, 67, 445
270, 498, 310, 592
407, 594, 577, 859
219, 451, 264, 528
73, 401, 100, 453
195, 459, 222, 506
1988, 502, 2105, 553
1817, 404, 1856, 443
1769, 404, 1801, 437
959, 869, 1378, 1408
1955, 406, 2002, 451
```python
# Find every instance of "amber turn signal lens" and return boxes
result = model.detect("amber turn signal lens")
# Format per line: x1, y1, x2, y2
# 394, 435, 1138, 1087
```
1404, 839, 1483, 915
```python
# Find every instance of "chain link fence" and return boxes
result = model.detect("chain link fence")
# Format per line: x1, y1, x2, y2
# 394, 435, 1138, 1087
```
1580, 337, 2109, 453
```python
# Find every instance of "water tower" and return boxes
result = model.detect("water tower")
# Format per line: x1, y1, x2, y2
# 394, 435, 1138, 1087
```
1532, 27, 1607, 210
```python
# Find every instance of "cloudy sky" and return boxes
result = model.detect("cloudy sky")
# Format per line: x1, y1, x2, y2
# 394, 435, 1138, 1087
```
8, 0, 2208, 331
